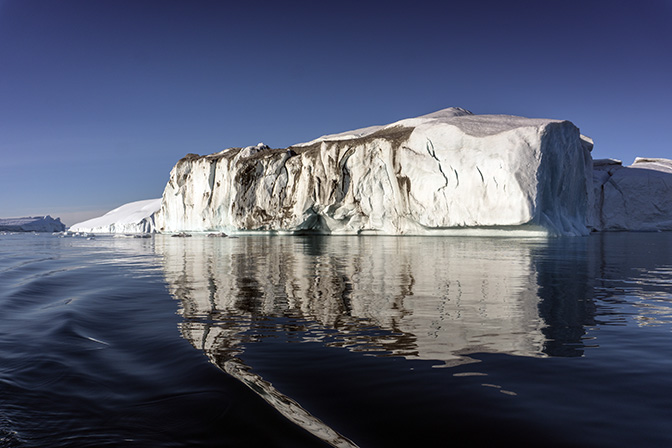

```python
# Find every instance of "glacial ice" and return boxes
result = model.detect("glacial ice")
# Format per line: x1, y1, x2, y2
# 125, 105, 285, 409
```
0, 215, 66, 232
72, 108, 672, 236
69, 198, 161, 233
154, 108, 593, 236
591, 158, 672, 231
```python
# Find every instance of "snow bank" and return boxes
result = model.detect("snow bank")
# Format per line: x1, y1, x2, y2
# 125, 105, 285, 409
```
154, 108, 593, 236
69, 198, 162, 234
591, 158, 672, 231
0, 216, 65, 232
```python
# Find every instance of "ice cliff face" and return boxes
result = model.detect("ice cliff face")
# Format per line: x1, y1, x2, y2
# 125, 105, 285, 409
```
154, 108, 593, 236
0, 215, 65, 232
69, 198, 161, 233
591, 158, 672, 231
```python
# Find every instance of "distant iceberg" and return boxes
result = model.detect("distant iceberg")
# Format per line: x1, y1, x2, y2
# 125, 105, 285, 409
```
0, 216, 65, 232
591, 158, 672, 232
69, 199, 161, 234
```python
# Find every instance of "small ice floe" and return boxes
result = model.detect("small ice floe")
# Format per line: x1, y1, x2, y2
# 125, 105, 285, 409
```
207, 232, 228, 237
171, 232, 192, 238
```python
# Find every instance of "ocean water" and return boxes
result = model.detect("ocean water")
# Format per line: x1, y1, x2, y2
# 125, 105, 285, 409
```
1, 232, 672, 447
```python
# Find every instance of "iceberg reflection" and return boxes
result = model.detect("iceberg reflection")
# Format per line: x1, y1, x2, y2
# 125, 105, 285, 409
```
156, 233, 672, 447
156, 235, 558, 447
156, 235, 552, 367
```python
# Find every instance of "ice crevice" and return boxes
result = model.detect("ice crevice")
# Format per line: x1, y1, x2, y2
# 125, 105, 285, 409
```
424, 139, 450, 189
476, 166, 484, 184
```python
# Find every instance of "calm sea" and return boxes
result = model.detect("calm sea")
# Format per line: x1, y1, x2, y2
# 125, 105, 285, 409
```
1, 232, 672, 447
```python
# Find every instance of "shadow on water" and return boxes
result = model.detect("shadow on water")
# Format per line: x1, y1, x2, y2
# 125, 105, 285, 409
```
535, 232, 672, 356
534, 236, 597, 357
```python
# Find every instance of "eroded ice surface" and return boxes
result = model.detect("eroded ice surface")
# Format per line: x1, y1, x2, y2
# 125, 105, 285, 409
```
154, 108, 593, 236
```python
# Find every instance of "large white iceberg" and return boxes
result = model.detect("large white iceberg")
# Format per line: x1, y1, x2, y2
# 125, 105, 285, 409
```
69, 198, 161, 234
0, 215, 65, 232
154, 108, 594, 236
72, 108, 672, 236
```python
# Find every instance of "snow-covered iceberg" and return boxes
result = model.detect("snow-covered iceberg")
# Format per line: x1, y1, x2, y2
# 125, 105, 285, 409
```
591, 158, 672, 231
154, 108, 594, 236
0, 215, 65, 232
69, 198, 161, 234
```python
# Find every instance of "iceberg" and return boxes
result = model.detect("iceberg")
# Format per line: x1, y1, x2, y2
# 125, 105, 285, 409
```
72, 108, 672, 236
0, 215, 66, 232
69, 198, 161, 234
591, 158, 672, 231
154, 108, 594, 236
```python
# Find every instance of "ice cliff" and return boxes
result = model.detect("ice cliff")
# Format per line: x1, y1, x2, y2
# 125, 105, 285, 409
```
69, 199, 161, 233
591, 158, 672, 231
0, 215, 66, 232
154, 108, 594, 236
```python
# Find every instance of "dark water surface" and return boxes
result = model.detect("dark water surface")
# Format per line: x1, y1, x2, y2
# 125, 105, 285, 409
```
1, 232, 672, 447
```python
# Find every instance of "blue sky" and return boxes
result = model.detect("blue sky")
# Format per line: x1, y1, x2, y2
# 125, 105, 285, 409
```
1, 0, 670, 225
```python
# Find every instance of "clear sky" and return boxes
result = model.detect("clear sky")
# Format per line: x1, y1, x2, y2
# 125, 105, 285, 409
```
1, 0, 670, 226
